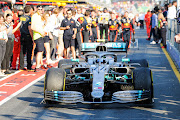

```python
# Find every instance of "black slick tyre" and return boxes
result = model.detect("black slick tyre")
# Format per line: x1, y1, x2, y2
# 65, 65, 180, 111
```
58, 59, 77, 74
129, 59, 149, 67
44, 68, 66, 103
133, 67, 154, 104
58, 59, 75, 68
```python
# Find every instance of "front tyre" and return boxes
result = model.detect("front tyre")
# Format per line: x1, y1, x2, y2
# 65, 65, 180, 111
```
133, 68, 154, 104
44, 68, 66, 103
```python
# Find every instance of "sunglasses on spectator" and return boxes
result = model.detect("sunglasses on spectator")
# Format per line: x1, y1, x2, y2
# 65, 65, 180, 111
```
6, 14, 12, 17
38, 9, 43, 10
67, 13, 72, 15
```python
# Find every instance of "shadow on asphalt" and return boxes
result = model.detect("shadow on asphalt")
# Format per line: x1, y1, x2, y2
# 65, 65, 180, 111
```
16, 95, 180, 120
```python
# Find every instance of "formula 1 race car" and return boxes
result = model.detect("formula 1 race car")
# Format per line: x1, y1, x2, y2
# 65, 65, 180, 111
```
44, 52, 154, 104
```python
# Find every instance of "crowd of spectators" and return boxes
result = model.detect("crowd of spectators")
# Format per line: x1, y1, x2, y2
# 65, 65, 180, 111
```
0, 4, 126, 75
140, 1, 178, 49
0, 0, 178, 75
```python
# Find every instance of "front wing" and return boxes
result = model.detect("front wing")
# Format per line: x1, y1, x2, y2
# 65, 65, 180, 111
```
44, 90, 151, 104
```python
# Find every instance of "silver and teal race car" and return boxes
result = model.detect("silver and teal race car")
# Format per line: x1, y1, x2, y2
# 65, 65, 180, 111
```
44, 51, 154, 104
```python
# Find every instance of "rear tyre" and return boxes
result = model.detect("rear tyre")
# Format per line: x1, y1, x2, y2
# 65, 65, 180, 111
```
44, 68, 66, 103
58, 59, 77, 74
129, 59, 149, 67
133, 68, 154, 104
58, 59, 75, 68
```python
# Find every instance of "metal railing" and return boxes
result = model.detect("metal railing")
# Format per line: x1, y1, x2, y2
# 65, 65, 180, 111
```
168, 19, 180, 52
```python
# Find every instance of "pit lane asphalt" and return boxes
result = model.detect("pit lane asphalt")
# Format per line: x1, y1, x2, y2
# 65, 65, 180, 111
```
0, 29, 180, 120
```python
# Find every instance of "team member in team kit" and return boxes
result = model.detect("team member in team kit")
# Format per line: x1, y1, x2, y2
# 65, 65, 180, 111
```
11, 8, 21, 70
75, 12, 82, 58
144, 10, 152, 40
60, 9, 77, 59
121, 11, 135, 48
77, 10, 91, 43
99, 8, 110, 39
74, 7, 84, 58
108, 10, 120, 42
90, 10, 99, 42
82, 10, 91, 43
19, 6, 33, 71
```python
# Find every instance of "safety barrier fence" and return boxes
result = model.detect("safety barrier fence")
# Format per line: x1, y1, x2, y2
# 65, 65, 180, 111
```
167, 19, 180, 70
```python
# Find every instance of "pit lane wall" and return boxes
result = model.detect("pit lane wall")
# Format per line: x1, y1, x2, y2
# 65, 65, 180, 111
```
167, 19, 180, 71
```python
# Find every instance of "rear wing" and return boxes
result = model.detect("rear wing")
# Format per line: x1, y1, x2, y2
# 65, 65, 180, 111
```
81, 42, 127, 53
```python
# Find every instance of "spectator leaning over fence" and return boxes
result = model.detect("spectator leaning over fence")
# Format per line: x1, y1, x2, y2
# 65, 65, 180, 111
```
150, 10, 158, 45
31, 5, 46, 72
158, 12, 167, 48
0, 14, 8, 76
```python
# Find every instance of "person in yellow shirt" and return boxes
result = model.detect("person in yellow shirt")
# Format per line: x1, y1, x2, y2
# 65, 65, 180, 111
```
31, 5, 46, 72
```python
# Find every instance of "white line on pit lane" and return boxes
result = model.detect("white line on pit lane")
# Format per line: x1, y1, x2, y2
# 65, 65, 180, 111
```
0, 75, 45, 106
0, 71, 21, 82
0, 58, 47, 82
